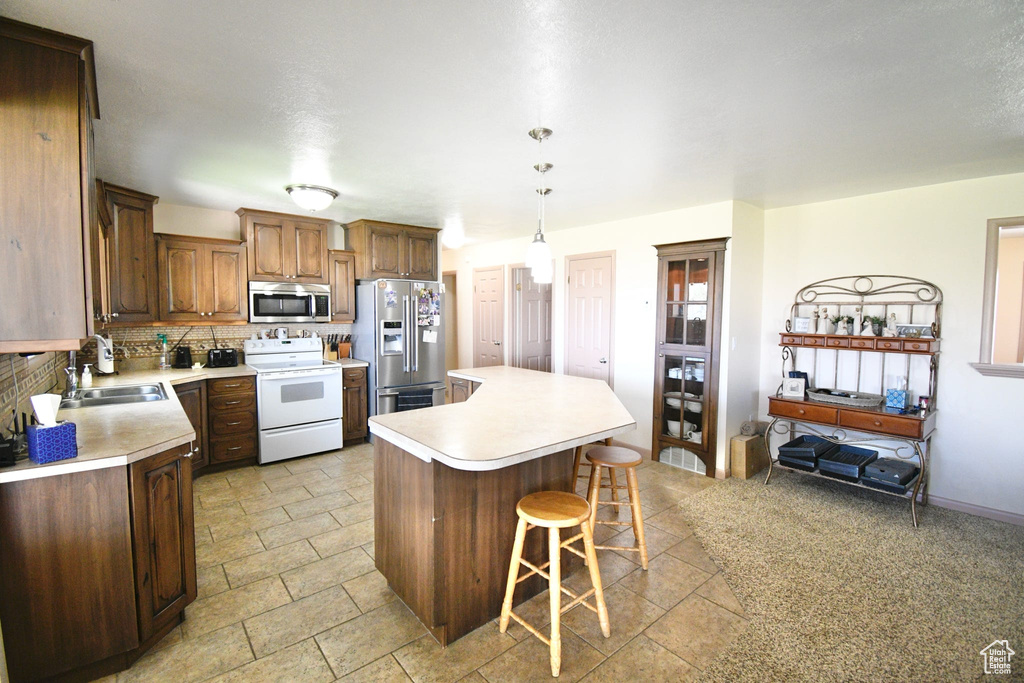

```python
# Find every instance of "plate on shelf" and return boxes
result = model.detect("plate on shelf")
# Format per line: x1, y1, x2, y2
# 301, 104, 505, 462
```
665, 391, 682, 408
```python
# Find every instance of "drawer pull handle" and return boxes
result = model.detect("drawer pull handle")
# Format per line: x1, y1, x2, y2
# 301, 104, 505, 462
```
227, 446, 242, 451
224, 400, 241, 405
798, 409, 805, 414
223, 383, 242, 388
873, 421, 882, 426
226, 421, 242, 426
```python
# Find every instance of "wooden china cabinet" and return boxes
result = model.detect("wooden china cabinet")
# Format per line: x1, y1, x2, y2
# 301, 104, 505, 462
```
652, 239, 728, 476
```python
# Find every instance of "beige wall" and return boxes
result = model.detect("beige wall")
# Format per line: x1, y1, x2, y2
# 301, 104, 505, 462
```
442, 201, 765, 474
153, 202, 347, 249
993, 233, 1024, 363
760, 171, 1024, 518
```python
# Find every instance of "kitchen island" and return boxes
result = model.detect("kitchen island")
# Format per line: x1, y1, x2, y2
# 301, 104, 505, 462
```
368, 366, 636, 646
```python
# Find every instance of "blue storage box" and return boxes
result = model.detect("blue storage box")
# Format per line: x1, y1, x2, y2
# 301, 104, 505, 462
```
885, 389, 910, 409
26, 422, 78, 464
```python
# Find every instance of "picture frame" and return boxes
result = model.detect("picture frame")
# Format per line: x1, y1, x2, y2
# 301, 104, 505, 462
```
896, 323, 934, 339
781, 377, 807, 398
792, 316, 811, 333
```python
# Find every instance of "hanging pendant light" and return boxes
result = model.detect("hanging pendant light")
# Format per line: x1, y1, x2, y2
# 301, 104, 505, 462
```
526, 127, 553, 284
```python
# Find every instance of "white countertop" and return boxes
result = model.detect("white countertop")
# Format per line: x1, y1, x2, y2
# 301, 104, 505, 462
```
0, 365, 256, 483
368, 366, 636, 471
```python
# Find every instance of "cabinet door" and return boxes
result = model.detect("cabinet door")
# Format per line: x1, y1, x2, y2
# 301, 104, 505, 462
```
405, 228, 438, 281
91, 180, 113, 324
157, 238, 203, 321
449, 377, 470, 404
369, 225, 403, 278
343, 368, 368, 442
292, 221, 328, 282
174, 381, 208, 471
251, 218, 288, 279
655, 352, 711, 451
107, 187, 157, 322
658, 252, 715, 349
129, 444, 197, 643
208, 243, 247, 320
329, 250, 356, 322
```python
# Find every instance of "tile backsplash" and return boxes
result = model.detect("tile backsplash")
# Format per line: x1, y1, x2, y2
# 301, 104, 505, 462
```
0, 352, 70, 435
81, 323, 355, 363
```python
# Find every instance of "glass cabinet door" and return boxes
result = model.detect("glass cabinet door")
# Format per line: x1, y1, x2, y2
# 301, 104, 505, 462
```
659, 353, 708, 451
663, 256, 711, 347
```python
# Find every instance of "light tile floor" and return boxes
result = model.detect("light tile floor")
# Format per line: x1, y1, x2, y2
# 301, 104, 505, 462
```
97, 443, 746, 682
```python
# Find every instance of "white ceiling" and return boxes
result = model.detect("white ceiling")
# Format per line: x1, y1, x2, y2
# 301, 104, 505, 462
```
4, 1, 1024, 246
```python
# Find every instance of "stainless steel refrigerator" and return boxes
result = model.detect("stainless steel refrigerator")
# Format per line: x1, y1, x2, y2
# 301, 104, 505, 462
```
352, 279, 447, 417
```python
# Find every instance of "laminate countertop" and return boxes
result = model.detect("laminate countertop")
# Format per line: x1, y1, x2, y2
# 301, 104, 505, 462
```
368, 366, 636, 471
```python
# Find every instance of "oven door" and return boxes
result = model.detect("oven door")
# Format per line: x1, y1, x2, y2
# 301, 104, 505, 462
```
257, 368, 343, 430
249, 292, 315, 323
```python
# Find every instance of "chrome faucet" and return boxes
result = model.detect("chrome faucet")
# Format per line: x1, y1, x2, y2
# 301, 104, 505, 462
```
63, 350, 78, 399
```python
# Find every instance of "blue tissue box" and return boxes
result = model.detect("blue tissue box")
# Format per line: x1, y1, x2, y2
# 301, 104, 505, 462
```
26, 422, 78, 464
885, 389, 909, 410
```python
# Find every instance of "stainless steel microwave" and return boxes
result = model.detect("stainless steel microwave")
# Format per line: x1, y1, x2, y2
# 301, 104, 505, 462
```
248, 282, 331, 323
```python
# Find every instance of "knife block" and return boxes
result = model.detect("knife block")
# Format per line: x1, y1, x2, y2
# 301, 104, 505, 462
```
337, 343, 351, 359
324, 346, 338, 361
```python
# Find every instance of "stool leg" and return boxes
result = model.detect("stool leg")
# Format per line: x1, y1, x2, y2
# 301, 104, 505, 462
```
571, 445, 584, 484
499, 517, 528, 633
626, 466, 649, 570
608, 467, 620, 502
588, 464, 602, 532
581, 519, 611, 638
548, 527, 562, 677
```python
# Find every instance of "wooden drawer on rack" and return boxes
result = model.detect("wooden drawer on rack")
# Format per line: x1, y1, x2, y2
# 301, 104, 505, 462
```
209, 393, 256, 412
802, 335, 826, 347
902, 339, 936, 354
780, 334, 802, 345
826, 337, 850, 348
768, 398, 838, 424
210, 434, 258, 463
839, 410, 923, 439
850, 337, 875, 349
209, 409, 257, 437
875, 339, 902, 352
208, 376, 255, 396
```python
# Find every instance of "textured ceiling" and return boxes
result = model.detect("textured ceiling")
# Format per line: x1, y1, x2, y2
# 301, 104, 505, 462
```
4, 1, 1024, 245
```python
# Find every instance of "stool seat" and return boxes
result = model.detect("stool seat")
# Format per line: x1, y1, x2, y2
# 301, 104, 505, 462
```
585, 446, 643, 468
517, 491, 591, 528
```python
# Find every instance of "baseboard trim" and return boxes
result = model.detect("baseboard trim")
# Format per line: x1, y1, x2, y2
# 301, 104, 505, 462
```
928, 495, 1024, 526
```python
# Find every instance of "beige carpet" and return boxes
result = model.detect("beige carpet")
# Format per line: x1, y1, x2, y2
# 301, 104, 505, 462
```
679, 469, 1024, 681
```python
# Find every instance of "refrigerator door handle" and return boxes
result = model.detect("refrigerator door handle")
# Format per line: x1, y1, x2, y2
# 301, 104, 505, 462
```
413, 298, 419, 372
402, 295, 410, 373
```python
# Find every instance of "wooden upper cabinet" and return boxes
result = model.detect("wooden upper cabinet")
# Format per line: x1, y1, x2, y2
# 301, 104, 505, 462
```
329, 250, 356, 322
129, 444, 197, 643
348, 220, 440, 281
105, 183, 159, 323
157, 236, 247, 323
0, 19, 100, 352
238, 208, 330, 284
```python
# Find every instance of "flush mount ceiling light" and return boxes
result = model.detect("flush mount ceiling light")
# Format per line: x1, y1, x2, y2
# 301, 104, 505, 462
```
285, 184, 338, 212
525, 127, 553, 284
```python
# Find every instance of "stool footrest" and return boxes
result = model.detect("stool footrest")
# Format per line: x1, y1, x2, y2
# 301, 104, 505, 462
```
508, 611, 550, 646
594, 519, 633, 527
595, 543, 641, 553
593, 499, 631, 506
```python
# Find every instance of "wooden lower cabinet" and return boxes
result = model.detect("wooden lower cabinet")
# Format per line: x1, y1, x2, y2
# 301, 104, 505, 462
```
129, 443, 197, 643
343, 367, 368, 443
207, 375, 259, 464
0, 443, 197, 681
449, 376, 480, 404
174, 380, 208, 471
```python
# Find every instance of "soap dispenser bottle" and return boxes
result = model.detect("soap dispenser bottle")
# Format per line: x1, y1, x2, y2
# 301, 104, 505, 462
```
81, 363, 93, 388
158, 334, 170, 369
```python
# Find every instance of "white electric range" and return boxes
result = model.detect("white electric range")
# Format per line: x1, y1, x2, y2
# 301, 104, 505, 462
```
242, 337, 343, 464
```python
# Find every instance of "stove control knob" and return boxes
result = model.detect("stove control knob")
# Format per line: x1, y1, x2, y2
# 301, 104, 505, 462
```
253, 342, 263, 348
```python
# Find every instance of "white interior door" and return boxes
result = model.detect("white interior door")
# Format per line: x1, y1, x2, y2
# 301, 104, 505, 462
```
565, 253, 615, 384
512, 267, 552, 371
473, 266, 504, 367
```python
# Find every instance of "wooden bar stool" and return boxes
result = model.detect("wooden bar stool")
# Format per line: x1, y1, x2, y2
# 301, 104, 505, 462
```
499, 491, 610, 677
571, 438, 619, 501
586, 446, 649, 570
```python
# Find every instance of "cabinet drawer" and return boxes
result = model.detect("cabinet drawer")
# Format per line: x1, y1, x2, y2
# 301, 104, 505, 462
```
780, 335, 802, 345
902, 339, 932, 353
209, 410, 256, 437
343, 368, 366, 386
826, 337, 850, 348
209, 393, 256, 412
802, 336, 826, 347
839, 410, 921, 439
209, 434, 257, 463
875, 339, 903, 351
850, 338, 875, 349
769, 399, 838, 424
208, 376, 255, 396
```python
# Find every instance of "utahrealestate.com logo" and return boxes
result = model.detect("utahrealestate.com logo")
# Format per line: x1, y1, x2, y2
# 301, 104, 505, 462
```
980, 640, 1015, 675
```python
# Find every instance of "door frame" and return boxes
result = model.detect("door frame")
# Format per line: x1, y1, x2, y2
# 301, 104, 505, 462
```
508, 263, 553, 371
564, 250, 616, 388
472, 265, 505, 367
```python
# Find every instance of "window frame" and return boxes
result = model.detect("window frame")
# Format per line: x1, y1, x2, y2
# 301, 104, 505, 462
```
972, 216, 1024, 378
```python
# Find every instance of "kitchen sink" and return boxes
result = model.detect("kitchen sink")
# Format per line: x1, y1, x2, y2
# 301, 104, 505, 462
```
60, 383, 169, 409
